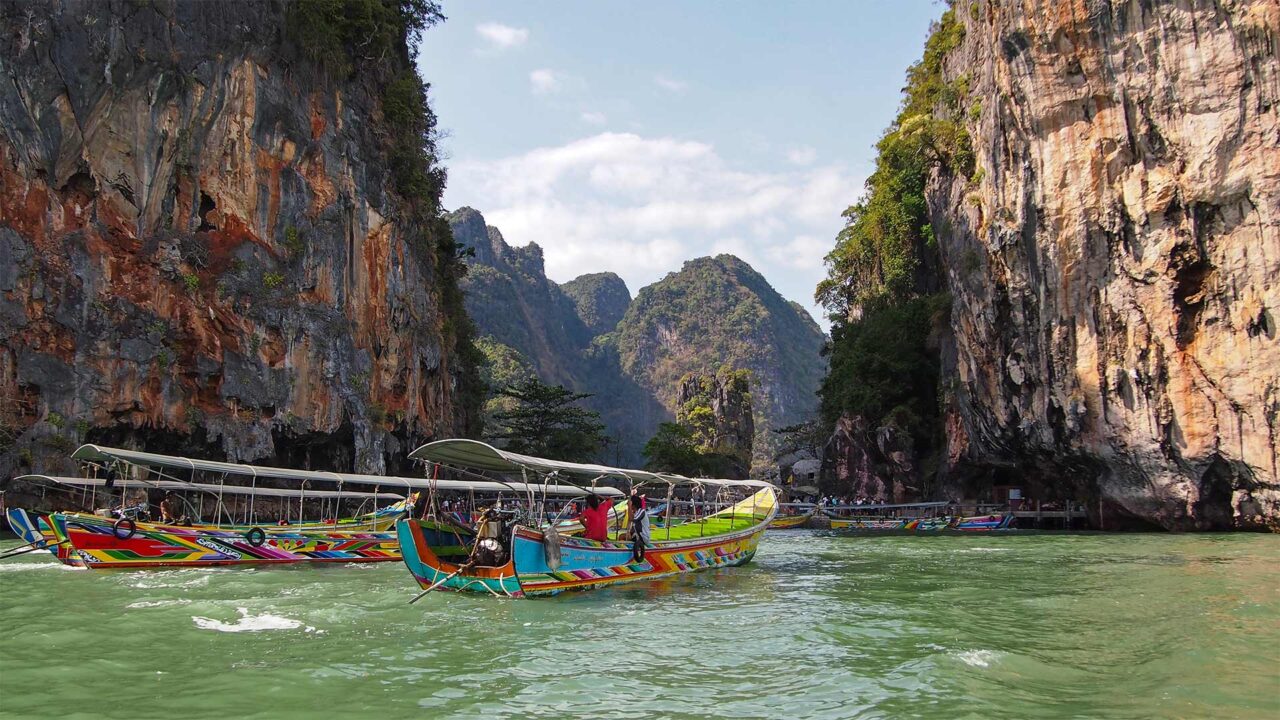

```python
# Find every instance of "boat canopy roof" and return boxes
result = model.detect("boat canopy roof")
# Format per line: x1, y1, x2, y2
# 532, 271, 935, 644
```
826, 501, 950, 510
15, 475, 405, 501
69, 445, 622, 497
409, 439, 777, 490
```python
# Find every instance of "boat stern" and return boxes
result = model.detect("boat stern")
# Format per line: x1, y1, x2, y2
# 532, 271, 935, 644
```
5, 508, 46, 547
396, 518, 522, 597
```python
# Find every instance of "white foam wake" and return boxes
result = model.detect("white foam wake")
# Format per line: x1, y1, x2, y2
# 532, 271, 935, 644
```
127, 598, 193, 609
0, 561, 82, 572
955, 649, 1001, 668
192, 606, 320, 633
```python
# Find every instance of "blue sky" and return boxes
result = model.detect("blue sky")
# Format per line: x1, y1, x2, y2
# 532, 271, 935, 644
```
417, 1, 946, 328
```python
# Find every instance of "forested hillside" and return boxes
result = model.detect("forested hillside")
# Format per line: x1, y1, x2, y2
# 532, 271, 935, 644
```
617, 255, 827, 470
449, 208, 664, 465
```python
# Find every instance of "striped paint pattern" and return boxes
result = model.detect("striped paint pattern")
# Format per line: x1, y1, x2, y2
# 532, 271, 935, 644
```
48, 512, 404, 568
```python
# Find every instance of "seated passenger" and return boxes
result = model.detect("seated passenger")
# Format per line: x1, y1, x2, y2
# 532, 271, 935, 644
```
577, 494, 610, 542
159, 493, 181, 523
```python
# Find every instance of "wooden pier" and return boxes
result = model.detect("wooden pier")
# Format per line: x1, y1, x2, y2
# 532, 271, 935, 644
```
1011, 505, 1090, 530
783, 499, 1092, 530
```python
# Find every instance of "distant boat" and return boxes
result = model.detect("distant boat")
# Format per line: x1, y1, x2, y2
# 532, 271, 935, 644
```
768, 504, 815, 529
824, 504, 1014, 534
397, 440, 778, 598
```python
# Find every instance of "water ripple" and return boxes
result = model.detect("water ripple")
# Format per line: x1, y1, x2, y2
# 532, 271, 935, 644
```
0, 532, 1277, 719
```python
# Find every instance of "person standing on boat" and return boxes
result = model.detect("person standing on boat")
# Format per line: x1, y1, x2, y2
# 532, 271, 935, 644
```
577, 494, 610, 542
629, 493, 650, 563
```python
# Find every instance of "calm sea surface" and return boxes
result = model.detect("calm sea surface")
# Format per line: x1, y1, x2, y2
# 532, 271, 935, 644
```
1, 531, 1277, 719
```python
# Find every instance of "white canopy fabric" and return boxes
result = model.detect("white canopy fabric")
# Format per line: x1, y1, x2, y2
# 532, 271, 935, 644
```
69, 445, 622, 497
16, 475, 405, 501
409, 439, 660, 483
409, 439, 777, 490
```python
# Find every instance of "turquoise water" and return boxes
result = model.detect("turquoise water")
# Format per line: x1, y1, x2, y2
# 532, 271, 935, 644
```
1, 532, 1277, 719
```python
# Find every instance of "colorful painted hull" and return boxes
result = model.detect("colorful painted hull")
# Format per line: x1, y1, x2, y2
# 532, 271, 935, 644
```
398, 488, 777, 598
827, 513, 1015, 533
399, 520, 767, 598
43, 512, 414, 569
768, 511, 813, 529
4, 508, 85, 567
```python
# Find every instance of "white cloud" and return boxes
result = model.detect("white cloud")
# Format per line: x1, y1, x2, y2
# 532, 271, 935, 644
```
580, 111, 607, 125
786, 146, 818, 166
476, 23, 528, 49
529, 69, 559, 94
446, 133, 862, 328
654, 75, 688, 92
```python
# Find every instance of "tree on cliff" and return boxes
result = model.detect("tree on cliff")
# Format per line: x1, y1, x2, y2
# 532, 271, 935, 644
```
642, 423, 740, 479
816, 8, 968, 489
486, 379, 608, 463
642, 423, 707, 476
816, 7, 969, 319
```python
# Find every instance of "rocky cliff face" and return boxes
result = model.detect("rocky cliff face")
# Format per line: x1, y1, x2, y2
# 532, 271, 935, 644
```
450, 207, 591, 387
934, 0, 1279, 529
826, 415, 922, 504
450, 207, 665, 464
452, 210, 826, 473
617, 255, 828, 472
0, 2, 479, 477
676, 371, 755, 479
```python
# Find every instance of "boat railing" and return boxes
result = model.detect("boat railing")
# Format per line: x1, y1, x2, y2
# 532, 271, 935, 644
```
813, 501, 1014, 519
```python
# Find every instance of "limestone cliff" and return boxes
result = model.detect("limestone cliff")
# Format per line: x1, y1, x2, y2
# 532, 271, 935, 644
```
676, 371, 755, 479
449, 207, 665, 464
935, 0, 1279, 528
452, 209, 825, 473
618, 255, 828, 473
0, 1, 480, 477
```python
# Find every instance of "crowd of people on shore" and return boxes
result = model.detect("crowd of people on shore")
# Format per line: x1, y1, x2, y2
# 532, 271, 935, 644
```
786, 494, 887, 508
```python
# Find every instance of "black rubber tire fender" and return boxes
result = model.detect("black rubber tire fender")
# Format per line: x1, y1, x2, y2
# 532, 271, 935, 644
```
245, 527, 267, 547
112, 517, 137, 540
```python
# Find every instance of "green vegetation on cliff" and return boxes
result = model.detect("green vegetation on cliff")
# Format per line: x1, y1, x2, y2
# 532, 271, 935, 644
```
643, 423, 727, 477
617, 255, 826, 472
816, 6, 969, 317
561, 273, 632, 337
644, 368, 753, 478
817, 7, 967, 451
820, 296, 950, 443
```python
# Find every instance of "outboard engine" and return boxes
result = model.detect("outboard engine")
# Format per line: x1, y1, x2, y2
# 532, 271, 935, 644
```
471, 506, 518, 567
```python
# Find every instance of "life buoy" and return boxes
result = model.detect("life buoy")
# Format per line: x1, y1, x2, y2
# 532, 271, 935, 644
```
112, 517, 137, 540
245, 527, 267, 547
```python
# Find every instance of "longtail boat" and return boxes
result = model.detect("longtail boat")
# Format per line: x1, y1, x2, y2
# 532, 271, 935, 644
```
2, 445, 613, 569
397, 440, 777, 598
769, 504, 815, 529
824, 503, 1014, 533
3, 480, 409, 568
